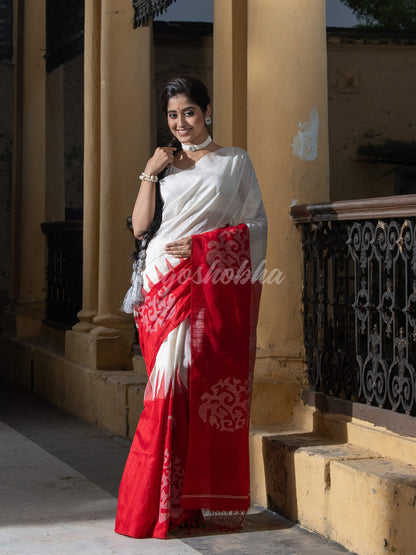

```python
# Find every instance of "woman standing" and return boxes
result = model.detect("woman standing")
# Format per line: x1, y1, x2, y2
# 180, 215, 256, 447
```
115, 76, 267, 539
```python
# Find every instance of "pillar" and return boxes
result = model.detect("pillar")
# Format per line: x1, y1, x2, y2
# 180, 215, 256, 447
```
247, 0, 330, 380
66, 0, 153, 369
10, 0, 24, 301
213, 0, 247, 149
94, 1, 152, 329
72, 0, 101, 333
4, 0, 47, 336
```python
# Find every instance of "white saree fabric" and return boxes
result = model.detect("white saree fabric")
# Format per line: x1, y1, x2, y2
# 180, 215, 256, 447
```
139, 147, 267, 400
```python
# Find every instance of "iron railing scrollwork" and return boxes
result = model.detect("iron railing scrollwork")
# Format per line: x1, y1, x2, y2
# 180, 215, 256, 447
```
292, 195, 416, 416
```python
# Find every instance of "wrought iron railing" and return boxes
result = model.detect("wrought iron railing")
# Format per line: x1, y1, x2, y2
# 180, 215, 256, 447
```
41, 221, 82, 328
292, 195, 416, 416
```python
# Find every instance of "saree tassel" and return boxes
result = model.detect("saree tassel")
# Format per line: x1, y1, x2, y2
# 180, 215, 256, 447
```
122, 248, 146, 313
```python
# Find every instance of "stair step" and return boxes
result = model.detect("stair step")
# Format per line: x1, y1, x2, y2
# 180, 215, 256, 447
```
328, 457, 416, 554
259, 431, 416, 555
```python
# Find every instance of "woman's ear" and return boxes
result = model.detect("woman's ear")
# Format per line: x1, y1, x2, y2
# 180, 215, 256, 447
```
205, 104, 212, 119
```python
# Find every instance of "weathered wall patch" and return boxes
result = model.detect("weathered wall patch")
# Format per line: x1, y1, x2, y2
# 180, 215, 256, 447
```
292, 107, 319, 161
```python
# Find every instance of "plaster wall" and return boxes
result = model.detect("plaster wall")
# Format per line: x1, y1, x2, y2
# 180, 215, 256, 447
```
154, 23, 213, 147
328, 42, 416, 201
246, 0, 330, 381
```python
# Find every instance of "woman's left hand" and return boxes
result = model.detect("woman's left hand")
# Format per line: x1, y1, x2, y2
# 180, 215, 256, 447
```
165, 236, 192, 258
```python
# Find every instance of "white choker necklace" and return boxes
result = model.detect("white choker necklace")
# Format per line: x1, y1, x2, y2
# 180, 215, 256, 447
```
181, 135, 212, 152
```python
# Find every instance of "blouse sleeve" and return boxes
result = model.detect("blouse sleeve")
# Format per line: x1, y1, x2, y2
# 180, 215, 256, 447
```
231, 150, 268, 280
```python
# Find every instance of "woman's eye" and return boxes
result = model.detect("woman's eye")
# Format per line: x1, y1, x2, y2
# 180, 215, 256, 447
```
168, 114, 177, 119
184, 111, 194, 117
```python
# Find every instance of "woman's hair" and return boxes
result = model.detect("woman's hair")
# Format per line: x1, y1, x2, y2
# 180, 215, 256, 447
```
134, 76, 210, 262
161, 75, 210, 116
161, 76, 211, 152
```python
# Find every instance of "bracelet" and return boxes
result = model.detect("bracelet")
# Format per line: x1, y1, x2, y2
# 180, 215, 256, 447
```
139, 172, 158, 183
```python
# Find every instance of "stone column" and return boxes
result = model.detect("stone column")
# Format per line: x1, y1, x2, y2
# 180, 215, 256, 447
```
66, 0, 153, 369
213, 0, 247, 149
3, 0, 47, 336
72, 0, 101, 333
246, 0, 330, 382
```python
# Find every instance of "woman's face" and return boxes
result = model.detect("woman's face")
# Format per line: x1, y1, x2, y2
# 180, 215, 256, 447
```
166, 94, 210, 146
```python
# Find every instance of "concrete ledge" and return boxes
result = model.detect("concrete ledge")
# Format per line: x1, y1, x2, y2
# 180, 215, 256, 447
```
302, 390, 416, 467
302, 389, 416, 439
250, 380, 302, 427
65, 328, 134, 370
0, 333, 145, 437
127, 384, 146, 440
328, 457, 416, 554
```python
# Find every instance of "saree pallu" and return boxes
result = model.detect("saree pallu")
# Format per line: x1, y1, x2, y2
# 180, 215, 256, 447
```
115, 224, 260, 539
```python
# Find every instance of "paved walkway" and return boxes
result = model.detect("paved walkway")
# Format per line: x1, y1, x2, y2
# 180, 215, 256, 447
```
0, 381, 354, 554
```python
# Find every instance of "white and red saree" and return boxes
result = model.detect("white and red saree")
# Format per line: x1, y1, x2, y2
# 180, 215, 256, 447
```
115, 148, 267, 539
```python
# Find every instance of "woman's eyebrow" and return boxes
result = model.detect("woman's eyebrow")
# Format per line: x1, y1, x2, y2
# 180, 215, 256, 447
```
167, 106, 196, 113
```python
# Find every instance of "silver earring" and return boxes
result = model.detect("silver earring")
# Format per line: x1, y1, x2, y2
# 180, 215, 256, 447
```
205, 116, 212, 125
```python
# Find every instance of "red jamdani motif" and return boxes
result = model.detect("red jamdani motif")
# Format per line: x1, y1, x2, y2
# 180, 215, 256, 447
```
115, 224, 258, 538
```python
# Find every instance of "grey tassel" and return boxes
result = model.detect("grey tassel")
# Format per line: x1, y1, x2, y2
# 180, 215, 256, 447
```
122, 247, 147, 313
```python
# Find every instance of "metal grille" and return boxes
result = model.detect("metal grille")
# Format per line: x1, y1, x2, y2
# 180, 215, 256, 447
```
41, 221, 82, 329
45, 0, 84, 73
298, 212, 416, 416
132, 0, 177, 28
0, 0, 12, 63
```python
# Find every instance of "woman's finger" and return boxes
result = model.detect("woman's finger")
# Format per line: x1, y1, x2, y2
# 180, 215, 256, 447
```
165, 237, 192, 258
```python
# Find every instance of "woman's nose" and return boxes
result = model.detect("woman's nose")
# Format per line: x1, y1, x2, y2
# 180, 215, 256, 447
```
177, 113, 186, 127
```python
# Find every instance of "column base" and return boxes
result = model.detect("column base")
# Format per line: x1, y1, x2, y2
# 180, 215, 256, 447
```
65, 325, 135, 370
132, 354, 148, 383
73, 307, 98, 333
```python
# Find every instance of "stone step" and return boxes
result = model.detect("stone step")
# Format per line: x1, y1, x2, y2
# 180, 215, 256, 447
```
255, 431, 416, 555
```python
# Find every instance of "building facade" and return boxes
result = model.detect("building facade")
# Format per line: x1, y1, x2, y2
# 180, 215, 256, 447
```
1, 1, 416, 553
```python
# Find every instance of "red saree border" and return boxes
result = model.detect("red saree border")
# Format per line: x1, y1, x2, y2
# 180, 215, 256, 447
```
182, 224, 252, 513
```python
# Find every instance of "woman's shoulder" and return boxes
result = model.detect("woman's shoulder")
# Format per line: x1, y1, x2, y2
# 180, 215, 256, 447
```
215, 146, 252, 163
216, 145, 246, 155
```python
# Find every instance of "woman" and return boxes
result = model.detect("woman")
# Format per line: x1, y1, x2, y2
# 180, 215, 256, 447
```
115, 76, 267, 539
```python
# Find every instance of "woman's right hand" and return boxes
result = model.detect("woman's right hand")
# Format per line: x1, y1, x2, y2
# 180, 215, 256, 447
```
144, 147, 177, 176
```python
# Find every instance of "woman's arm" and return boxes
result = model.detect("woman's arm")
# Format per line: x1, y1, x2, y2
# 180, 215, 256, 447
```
132, 147, 176, 238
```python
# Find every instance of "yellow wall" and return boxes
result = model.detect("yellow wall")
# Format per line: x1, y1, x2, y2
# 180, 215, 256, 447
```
328, 39, 416, 201
154, 22, 213, 146
246, 0, 330, 379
